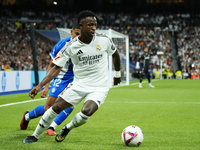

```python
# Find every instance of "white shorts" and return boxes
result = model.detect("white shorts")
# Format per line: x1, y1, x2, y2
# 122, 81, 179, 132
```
58, 81, 109, 108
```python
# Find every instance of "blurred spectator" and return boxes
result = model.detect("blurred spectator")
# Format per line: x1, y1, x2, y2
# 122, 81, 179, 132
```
1, 7, 200, 77
0, 20, 55, 71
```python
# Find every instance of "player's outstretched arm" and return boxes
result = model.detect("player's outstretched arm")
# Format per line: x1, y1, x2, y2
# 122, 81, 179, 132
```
29, 65, 62, 99
112, 50, 121, 85
41, 59, 55, 98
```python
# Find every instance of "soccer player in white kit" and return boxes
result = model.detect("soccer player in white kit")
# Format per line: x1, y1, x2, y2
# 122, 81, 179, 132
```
23, 10, 121, 143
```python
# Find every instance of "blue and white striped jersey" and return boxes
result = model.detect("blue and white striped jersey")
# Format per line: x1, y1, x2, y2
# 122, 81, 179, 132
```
50, 37, 74, 79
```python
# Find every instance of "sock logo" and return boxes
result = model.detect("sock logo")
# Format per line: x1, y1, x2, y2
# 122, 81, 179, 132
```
39, 123, 45, 128
42, 118, 47, 123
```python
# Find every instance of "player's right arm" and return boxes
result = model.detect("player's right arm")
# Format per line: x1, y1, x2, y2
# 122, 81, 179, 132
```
40, 58, 55, 98
138, 54, 144, 67
29, 65, 62, 99
40, 38, 71, 98
29, 44, 70, 99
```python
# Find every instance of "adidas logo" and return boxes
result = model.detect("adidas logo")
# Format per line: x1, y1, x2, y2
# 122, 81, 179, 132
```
77, 50, 83, 55
39, 123, 45, 128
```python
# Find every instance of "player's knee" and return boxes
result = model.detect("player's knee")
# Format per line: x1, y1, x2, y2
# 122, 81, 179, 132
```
44, 96, 57, 111
44, 105, 51, 111
81, 101, 98, 116
52, 97, 72, 114
52, 103, 63, 114
81, 108, 93, 116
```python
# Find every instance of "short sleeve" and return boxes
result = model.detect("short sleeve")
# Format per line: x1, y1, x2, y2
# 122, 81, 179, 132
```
106, 36, 117, 56
50, 37, 71, 59
52, 44, 70, 67
50, 47, 56, 59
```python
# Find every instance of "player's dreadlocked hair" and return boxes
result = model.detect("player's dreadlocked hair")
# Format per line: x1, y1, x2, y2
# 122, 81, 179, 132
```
72, 21, 80, 29
78, 10, 96, 24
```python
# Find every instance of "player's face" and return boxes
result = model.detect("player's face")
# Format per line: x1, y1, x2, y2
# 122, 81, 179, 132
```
71, 28, 80, 39
80, 17, 97, 40
144, 48, 148, 53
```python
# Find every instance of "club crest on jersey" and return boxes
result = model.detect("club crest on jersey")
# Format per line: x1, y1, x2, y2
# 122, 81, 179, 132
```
96, 45, 101, 52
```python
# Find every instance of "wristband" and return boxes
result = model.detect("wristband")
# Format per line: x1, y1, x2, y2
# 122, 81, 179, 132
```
115, 71, 121, 78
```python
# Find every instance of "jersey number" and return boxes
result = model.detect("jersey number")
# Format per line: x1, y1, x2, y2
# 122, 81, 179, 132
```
54, 79, 61, 87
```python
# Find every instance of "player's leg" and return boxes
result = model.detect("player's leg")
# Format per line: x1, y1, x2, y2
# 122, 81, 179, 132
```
147, 71, 155, 88
22, 96, 72, 143
46, 107, 74, 135
44, 78, 66, 111
22, 82, 77, 143
67, 100, 98, 128
139, 71, 144, 88
20, 105, 45, 130
20, 95, 57, 130
20, 78, 59, 130
55, 90, 107, 142
45, 78, 74, 135
55, 100, 97, 142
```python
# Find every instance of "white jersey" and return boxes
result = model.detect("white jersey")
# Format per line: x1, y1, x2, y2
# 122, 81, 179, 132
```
53, 33, 116, 88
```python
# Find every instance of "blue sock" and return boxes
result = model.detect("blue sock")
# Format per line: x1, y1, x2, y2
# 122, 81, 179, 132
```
54, 107, 73, 125
29, 105, 45, 119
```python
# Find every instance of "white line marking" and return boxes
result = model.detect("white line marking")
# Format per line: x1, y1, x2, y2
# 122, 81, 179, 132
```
131, 79, 160, 85
0, 98, 47, 108
112, 79, 160, 88
107, 101, 200, 104
0, 79, 162, 108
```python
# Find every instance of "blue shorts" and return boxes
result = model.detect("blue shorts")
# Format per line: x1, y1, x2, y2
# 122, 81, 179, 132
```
48, 77, 73, 98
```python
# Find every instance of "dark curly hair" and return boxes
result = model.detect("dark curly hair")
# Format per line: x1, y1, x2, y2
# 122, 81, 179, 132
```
77, 10, 96, 24
72, 22, 80, 29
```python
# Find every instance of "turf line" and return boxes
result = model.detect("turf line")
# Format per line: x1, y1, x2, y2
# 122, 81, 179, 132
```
107, 101, 200, 104
0, 79, 160, 108
112, 79, 160, 88
0, 98, 47, 108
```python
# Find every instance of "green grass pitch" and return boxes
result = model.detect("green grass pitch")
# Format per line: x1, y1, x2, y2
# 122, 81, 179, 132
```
0, 79, 199, 150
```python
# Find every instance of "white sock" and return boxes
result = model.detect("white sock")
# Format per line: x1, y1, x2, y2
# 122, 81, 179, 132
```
32, 107, 58, 139
25, 113, 30, 121
49, 121, 58, 131
66, 112, 90, 130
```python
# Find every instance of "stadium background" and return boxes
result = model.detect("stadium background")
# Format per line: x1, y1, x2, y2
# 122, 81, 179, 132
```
0, 0, 199, 94
0, 1, 200, 149
1, 0, 200, 95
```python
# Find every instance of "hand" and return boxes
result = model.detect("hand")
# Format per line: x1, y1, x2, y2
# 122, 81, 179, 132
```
135, 62, 140, 69
113, 77, 121, 85
29, 85, 42, 99
41, 87, 49, 98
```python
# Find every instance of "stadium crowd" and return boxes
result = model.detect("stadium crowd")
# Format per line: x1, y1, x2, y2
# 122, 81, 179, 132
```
176, 26, 200, 79
1, 7, 200, 79
0, 21, 56, 71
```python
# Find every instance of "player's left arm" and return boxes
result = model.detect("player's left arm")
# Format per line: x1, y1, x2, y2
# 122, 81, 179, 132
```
112, 50, 121, 85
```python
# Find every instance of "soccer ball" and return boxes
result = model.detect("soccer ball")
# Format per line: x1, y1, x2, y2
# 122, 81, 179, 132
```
122, 125, 144, 147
